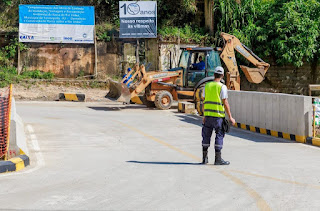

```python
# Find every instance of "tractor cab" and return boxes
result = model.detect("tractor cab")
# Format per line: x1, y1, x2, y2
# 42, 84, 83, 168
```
178, 47, 222, 88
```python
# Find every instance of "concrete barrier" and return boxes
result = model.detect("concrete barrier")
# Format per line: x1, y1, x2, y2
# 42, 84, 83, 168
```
9, 97, 29, 157
59, 93, 85, 102
228, 91, 312, 142
178, 101, 195, 114
1, 97, 30, 173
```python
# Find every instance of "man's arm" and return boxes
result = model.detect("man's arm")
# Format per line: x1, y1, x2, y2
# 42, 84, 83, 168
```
222, 98, 236, 125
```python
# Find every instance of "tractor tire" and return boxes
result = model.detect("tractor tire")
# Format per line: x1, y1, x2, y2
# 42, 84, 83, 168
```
142, 94, 155, 108
194, 84, 205, 116
155, 91, 173, 110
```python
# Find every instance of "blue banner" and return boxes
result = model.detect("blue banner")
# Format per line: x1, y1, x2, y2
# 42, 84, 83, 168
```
19, 5, 95, 44
19, 5, 95, 25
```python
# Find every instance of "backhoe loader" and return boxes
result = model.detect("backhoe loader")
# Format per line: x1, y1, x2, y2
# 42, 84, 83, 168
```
106, 32, 270, 114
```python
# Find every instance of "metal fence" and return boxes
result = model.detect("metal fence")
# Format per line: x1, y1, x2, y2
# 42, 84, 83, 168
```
0, 85, 12, 160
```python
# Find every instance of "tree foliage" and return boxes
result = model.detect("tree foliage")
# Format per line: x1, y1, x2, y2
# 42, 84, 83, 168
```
214, 0, 320, 67
0, 0, 320, 67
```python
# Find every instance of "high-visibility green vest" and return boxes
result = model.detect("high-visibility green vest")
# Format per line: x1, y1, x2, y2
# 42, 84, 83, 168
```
204, 82, 225, 117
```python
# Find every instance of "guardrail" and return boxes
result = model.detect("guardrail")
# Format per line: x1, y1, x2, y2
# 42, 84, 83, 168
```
0, 85, 12, 160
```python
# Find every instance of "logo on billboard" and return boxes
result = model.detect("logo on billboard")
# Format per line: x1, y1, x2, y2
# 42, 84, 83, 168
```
64, 37, 73, 41
83, 33, 87, 38
127, 3, 140, 15
20, 35, 34, 40
50, 37, 55, 41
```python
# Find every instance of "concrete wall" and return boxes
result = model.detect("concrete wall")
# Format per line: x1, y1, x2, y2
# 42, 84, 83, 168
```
97, 42, 121, 77
18, 37, 200, 78
228, 91, 313, 137
242, 61, 320, 95
20, 43, 95, 78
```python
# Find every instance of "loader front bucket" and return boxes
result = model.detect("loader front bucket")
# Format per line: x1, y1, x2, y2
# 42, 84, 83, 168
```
240, 65, 266, 84
106, 80, 131, 103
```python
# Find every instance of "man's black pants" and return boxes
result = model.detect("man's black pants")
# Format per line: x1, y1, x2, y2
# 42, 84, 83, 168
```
202, 116, 225, 151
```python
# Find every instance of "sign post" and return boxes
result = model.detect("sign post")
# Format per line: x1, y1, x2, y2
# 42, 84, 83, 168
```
119, 1, 157, 64
119, 1, 157, 39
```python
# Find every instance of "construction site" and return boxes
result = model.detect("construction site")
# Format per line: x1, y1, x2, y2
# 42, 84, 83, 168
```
1, 1, 320, 210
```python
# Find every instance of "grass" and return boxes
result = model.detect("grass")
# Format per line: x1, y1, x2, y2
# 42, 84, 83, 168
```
0, 67, 55, 88
96, 22, 118, 42
158, 25, 209, 44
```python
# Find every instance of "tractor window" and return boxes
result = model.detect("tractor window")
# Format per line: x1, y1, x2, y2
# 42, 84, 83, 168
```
195, 53, 205, 64
207, 51, 222, 76
187, 52, 206, 87
179, 50, 190, 69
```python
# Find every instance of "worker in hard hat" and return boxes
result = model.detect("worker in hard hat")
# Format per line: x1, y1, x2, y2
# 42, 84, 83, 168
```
201, 66, 236, 165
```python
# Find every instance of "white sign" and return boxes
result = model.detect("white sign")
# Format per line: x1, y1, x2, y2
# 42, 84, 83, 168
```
19, 5, 95, 44
119, 1, 157, 38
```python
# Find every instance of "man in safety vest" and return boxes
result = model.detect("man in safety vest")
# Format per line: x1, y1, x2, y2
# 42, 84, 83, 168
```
202, 66, 236, 165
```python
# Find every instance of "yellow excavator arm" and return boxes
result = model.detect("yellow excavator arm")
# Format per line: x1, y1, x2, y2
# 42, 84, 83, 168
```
220, 32, 270, 90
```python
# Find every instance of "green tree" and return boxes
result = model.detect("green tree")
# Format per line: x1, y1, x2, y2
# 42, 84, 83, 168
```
214, 0, 320, 67
265, 0, 320, 67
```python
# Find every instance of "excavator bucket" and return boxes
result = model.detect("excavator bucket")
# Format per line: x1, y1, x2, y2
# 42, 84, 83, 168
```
106, 80, 131, 103
240, 65, 266, 84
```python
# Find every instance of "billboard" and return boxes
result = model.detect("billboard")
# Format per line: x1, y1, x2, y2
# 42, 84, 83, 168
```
19, 5, 95, 44
119, 1, 157, 38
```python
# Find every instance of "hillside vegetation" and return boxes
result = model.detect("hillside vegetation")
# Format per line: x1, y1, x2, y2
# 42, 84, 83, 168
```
0, 0, 319, 69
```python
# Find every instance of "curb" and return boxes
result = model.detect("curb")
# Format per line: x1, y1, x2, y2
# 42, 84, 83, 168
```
306, 137, 320, 147
0, 155, 30, 173
234, 122, 307, 144
59, 93, 85, 102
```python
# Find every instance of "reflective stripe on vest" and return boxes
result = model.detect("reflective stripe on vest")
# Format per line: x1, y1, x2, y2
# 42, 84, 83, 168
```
204, 82, 225, 117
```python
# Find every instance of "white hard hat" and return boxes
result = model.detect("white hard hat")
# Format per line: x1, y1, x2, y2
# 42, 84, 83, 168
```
215, 66, 224, 75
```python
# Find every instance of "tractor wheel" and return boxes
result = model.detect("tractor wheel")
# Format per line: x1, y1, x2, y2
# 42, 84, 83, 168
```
142, 94, 155, 108
155, 91, 173, 110
194, 84, 205, 116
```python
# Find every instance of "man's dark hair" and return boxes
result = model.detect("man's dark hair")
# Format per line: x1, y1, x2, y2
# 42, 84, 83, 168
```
214, 73, 223, 79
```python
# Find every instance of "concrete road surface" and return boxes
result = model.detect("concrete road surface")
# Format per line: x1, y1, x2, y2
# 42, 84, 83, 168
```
1, 101, 320, 210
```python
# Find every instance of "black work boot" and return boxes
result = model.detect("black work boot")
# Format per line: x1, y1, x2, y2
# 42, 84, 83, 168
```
202, 150, 208, 164
214, 151, 230, 165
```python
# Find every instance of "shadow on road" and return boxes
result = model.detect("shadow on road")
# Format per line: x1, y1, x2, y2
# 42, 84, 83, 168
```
175, 113, 296, 144
88, 105, 152, 111
88, 104, 178, 111
127, 161, 202, 165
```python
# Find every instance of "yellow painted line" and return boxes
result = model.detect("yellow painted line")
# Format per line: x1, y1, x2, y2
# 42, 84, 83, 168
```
240, 124, 246, 130
220, 170, 271, 211
296, 135, 305, 143
271, 130, 278, 137
283, 133, 290, 140
64, 94, 79, 101
260, 128, 267, 135
250, 126, 256, 132
10, 157, 25, 171
20, 149, 25, 155
229, 169, 320, 190
117, 121, 201, 162
312, 138, 320, 147
116, 120, 271, 211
